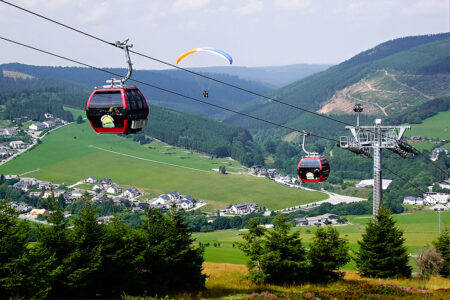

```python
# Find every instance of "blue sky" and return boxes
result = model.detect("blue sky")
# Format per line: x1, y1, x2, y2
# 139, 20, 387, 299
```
0, 0, 448, 69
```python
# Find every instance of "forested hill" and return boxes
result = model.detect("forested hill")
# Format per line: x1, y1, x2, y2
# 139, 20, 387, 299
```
0, 63, 273, 119
224, 33, 450, 131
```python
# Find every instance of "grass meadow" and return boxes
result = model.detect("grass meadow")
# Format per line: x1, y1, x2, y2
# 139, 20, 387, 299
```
0, 108, 327, 211
194, 211, 450, 269
404, 109, 450, 151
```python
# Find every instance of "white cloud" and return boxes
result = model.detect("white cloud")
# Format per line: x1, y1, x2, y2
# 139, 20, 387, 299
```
402, 0, 448, 15
172, 0, 211, 12
274, 0, 312, 10
234, 0, 264, 15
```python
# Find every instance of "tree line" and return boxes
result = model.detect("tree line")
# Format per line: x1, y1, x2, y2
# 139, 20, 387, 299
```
238, 205, 450, 286
0, 198, 205, 299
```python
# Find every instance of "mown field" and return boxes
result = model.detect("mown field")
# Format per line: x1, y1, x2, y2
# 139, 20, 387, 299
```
0, 109, 328, 211
193, 211, 450, 268
405, 109, 450, 151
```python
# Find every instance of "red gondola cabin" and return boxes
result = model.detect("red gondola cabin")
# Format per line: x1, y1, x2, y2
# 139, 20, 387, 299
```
297, 156, 330, 183
86, 87, 149, 134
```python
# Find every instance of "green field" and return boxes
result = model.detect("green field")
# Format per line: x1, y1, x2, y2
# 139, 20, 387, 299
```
0, 109, 328, 211
193, 211, 450, 268
405, 109, 450, 140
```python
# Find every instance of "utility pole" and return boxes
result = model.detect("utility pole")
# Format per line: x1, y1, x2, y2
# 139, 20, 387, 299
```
339, 105, 418, 216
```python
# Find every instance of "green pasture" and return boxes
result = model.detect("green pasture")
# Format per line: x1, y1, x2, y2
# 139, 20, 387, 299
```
1, 109, 327, 211
193, 211, 450, 269
405, 109, 450, 141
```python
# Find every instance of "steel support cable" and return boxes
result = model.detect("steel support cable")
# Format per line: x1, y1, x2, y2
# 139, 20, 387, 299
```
0, 36, 338, 144
0, 0, 351, 127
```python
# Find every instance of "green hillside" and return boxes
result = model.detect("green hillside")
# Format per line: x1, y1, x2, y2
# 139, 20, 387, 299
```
225, 33, 450, 132
0, 109, 327, 211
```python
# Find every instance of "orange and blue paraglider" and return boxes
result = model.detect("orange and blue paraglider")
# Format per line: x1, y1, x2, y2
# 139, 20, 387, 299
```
176, 47, 233, 65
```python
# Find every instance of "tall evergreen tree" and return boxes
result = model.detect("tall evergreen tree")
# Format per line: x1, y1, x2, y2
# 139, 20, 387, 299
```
237, 217, 267, 283
0, 201, 53, 299
261, 214, 309, 284
432, 227, 450, 277
308, 226, 350, 282
355, 205, 411, 278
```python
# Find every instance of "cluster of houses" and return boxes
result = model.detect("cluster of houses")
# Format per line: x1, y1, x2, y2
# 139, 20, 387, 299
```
295, 213, 341, 226
147, 191, 201, 212
8, 174, 203, 218
0, 126, 27, 159
28, 119, 63, 131
403, 179, 450, 210
249, 165, 299, 187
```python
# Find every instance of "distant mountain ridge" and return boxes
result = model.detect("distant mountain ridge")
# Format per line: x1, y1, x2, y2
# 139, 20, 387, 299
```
223, 32, 450, 131
191, 64, 332, 88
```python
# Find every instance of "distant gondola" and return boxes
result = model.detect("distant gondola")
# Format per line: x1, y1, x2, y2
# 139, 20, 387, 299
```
297, 156, 330, 183
296, 133, 330, 183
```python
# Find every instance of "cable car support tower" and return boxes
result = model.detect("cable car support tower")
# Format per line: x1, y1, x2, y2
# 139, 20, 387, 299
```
339, 104, 418, 216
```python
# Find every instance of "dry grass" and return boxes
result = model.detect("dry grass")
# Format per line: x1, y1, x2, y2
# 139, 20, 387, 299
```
180, 263, 450, 299
124, 263, 449, 299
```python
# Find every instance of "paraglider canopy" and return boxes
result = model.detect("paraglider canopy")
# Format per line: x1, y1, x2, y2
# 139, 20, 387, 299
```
176, 47, 233, 65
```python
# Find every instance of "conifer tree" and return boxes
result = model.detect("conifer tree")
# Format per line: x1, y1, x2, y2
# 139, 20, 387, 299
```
261, 214, 308, 284
237, 217, 267, 283
308, 226, 350, 282
432, 227, 450, 277
0, 201, 53, 298
355, 205, 411, 278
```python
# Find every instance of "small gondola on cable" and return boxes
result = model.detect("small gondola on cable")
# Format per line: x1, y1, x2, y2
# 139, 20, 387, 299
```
297, 133, 330, 183
86, 39, 149, 134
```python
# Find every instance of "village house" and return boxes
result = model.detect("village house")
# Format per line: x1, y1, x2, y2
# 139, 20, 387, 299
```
93, 183, 103, 191
168, 191, 180, 201
42, 189, 65, 199
295, 213, 340, 226
0, 147, 12, 158
106, 184, 122, 195
85, 176, 97, 184
92, 193, 110, 203
180, 199, 194, 209
11, 202, 32, 212
30, 208, 50, 217
97, 215, 114, 224
423, 192, 449, 205
123, 187, 141, 199
44, 113, 53, 119
42, 120, 56, 128
152, 194, 171, 206
100, 178, 114, 189
403, 196, 424, 205
29, 122, 46, 131
229, 203, 259, 215
20, 177, 38, 186
9, 140, 25, 149
13, 181, 29, 192
4, 127, 19, 136
438, 179, 450, 190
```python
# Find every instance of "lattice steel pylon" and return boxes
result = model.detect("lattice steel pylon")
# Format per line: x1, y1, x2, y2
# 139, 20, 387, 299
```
339, 105, 418, 216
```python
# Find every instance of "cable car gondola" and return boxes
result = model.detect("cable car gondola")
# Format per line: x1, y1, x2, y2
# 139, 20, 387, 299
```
297, 134, 330, 183
86, 39, 149, 135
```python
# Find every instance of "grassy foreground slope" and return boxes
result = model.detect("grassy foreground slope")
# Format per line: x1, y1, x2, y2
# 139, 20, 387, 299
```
0, 109, 327, 211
